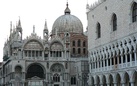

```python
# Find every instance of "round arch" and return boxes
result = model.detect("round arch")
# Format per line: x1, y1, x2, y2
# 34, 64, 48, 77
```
50, 63, 65, 72
23, 39, 44, 50
26, 63, 46, 79
49, 39, 64, 50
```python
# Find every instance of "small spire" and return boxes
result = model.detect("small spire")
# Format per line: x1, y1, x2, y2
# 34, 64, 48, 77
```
10, 21, 12, 32
33, 25, 35, 33
64, 1, 71, 15
44, 19, 48, 30
18, 16, 21, 26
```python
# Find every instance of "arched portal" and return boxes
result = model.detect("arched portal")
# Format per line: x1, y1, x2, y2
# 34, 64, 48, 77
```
26, 64, 45, 79
26, 64, 45, 86
15, 66, 22, 86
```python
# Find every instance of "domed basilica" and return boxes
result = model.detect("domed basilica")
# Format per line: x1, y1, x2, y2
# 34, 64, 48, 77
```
0, 2, 88, 86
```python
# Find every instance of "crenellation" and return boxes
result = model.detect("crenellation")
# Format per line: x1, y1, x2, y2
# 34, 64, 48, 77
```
89, 0, 106, 11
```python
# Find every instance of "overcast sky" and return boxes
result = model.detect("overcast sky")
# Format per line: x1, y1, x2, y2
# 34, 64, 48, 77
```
0, 0, 97, 61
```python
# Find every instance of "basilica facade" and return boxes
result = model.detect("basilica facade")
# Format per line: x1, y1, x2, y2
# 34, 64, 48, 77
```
87, 0, 137, 86
0, 3, 88, 86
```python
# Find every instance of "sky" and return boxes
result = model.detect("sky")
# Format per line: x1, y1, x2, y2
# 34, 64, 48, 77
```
0, 0, 97, 61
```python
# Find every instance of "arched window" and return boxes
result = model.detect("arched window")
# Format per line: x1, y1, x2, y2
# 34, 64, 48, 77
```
71, 76, 76, 85
83, 48, 86, 54
53, 74, 60, 82
73, 48, 75, 54
132, 2, 137, 22
78, 39, 81, 47
78, 48, 81, 54
83, 41, 86, 47
96, 23, 101, 38
72, 41, 75, 46
112, 14, 117, 31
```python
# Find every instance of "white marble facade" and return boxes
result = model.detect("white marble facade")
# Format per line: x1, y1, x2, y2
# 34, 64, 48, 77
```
87, 0, 137, 86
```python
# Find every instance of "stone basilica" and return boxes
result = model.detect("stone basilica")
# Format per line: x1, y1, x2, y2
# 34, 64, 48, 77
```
0, 3, 88, 86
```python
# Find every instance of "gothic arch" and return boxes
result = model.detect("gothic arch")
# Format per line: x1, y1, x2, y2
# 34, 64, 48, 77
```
131, 71, 137, 86
102, 75, 107, 85
107, 74, 113, 86
114, 73, 121, 86
96, 22, 101, 38
111, 13, 117, 31
130, 1, 137, 23
123, 72, 130, 86
95, 75, 100, 85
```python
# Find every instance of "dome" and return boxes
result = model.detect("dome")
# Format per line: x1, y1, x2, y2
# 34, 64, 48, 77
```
52, 3, 83, 34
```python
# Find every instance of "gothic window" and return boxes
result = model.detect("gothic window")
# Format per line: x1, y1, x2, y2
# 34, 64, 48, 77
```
96, 23, 101, 38
78, 48, 81, 54
72, 41, 75, 46
83, 41, 86, 47
78, 39, 81, 47
132, 2, 137, 22
112, 13, 117, 31
83, 48, 86, 54
53, 74, 60, 82
71, 76, 76, 85
73, 48, 75, 54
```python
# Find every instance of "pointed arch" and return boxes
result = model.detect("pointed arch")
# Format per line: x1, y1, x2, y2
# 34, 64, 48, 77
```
95, 75, 100, 85
111, 13, 117, 31
123, 72, 130, 86
96, 22, 101, 38
114, 73, 121, 86
132, 2, 137, 22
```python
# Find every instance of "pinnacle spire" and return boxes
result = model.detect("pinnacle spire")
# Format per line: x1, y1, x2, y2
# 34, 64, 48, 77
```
18, 16, 21, 26
44, 19, 48, 29
33, 25, 35, 33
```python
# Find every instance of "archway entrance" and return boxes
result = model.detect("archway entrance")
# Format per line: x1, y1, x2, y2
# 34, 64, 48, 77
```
26, 64, 45, 86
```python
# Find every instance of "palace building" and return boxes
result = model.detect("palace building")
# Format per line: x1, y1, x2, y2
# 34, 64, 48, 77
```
87, 0, 137, 86
0, 2, 89, 86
